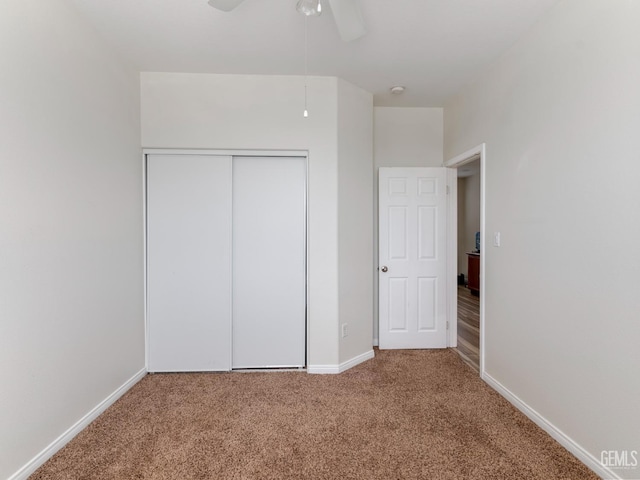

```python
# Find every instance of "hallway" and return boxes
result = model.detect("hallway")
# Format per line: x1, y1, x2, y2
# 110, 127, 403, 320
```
456, 286, 479, 372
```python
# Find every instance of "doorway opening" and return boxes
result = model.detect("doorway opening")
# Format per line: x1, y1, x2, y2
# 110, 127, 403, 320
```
445, 144, 485, 376
456, 158, 480, 371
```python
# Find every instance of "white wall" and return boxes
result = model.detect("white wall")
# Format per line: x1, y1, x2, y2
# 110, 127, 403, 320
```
373, 107, 443, 342
445, 0, 640, 477
337, 79, 374, 364
374, 108, 444, 169
141, 72, 342, 367
0, 1, 144, 478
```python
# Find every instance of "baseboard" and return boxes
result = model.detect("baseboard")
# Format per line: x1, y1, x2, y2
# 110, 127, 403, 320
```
307, 364, 340, 374
482, 372, 620, 480
339, 349, 375, 373
9, 368, 147, 480
308, 349, 375, 375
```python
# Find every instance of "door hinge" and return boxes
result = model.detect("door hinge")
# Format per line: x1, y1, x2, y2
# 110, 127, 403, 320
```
446, 320, 449, 330
446, 185, 450, 195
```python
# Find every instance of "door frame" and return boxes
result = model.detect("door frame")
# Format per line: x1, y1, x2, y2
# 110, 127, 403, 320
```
444, 143, 486, 376
142, 148, 309, 372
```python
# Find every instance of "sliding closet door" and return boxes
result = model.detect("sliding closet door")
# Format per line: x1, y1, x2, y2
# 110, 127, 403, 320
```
147, 154, 232, 372
232, 157, 306, 368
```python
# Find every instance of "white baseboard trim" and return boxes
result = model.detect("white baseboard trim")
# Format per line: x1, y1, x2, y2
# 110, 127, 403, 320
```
308, 349, 375, 375
307, 349, 375, 375
307, 364, 340, 374
482, 372, 620, 480
339, 349, 375, 373
9, 368, 147, 480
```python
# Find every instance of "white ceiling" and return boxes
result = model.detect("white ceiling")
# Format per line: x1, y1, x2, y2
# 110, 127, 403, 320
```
69, 0, 561, 107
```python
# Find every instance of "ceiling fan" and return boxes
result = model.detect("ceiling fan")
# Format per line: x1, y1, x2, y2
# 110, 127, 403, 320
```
207, 0, 367, 42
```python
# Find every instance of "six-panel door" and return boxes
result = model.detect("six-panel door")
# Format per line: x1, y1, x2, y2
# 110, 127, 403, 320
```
379, 168, 448, 349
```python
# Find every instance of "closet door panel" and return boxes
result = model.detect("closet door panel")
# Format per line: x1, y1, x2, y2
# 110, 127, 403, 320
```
147, 154, 232, 372
232, 157, 306, 368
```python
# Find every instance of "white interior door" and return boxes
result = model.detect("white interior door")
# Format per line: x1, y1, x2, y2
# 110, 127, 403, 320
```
147, 154, 232, 372
379, 167, 448, 349
232, 157, 306, 368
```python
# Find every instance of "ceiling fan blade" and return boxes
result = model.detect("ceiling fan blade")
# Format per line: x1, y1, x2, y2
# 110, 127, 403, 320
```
327, 0, 366, 42
207, 0, 246, 12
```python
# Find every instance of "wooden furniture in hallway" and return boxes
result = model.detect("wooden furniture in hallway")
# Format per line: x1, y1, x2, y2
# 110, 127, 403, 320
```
467, 252, 480, 295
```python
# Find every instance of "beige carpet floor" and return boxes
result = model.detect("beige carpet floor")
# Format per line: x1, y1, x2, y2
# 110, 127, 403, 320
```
31, 349, 598, 479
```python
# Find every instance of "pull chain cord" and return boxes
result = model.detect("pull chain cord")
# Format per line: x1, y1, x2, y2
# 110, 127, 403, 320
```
303, 15, 309, 118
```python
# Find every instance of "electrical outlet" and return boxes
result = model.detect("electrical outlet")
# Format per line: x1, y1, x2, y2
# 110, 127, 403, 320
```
341, 323, 348, 338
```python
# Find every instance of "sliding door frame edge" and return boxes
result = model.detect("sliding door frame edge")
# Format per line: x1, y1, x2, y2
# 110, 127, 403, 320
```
142, 152, 149, 372
142, 148, 308, 158
304, 152, 310, 370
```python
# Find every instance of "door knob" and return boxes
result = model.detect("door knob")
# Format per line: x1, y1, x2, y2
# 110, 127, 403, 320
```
381, 266, 388, 272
